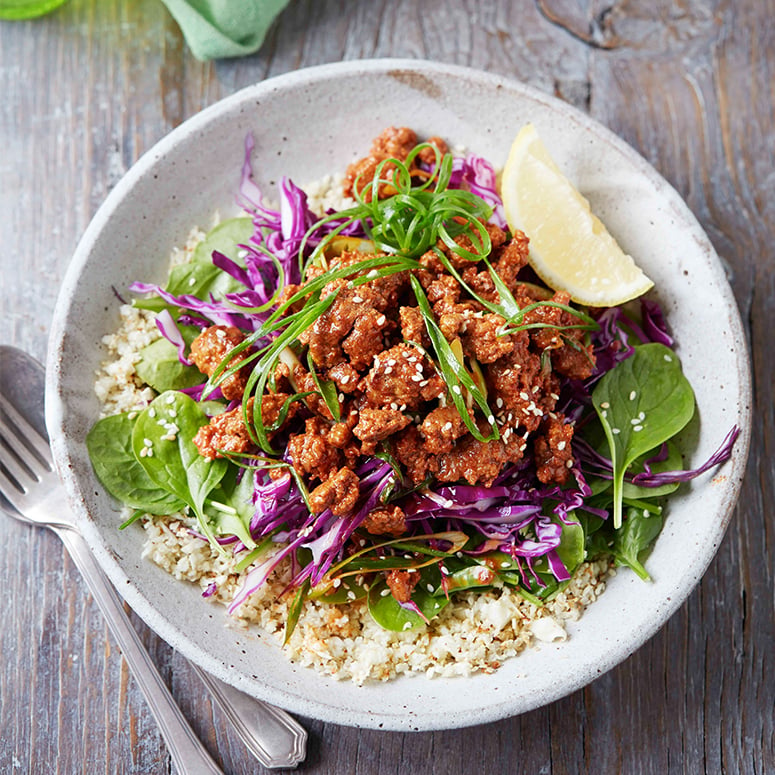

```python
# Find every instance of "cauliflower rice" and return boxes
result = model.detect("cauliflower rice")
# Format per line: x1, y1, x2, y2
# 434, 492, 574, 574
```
93, 176, 612, 684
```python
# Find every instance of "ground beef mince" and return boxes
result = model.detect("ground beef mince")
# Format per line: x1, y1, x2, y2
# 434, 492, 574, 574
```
309, 467, 360, 516
385, 568, 421, 604
189, 325, 253, 400
191, 128, 597, 526
194, 400, 255, 461
361, 505, 407, 537
344, 126, 449, 201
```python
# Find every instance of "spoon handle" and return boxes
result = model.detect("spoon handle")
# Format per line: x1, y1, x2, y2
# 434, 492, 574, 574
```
55, 523, 224, 774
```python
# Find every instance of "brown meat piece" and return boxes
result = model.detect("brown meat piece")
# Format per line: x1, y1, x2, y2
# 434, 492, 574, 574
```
193, 400, 255, 461
492, 230, 530, 290
361, 505, 407, 537
286, 417, 342, 482
462, 313, 514, 364
327, 361, 360, 392
436, 435, 508, 487
353, 408, 411, 443
299, 252, 404, 369
309, 467, 360, 516
290, 363, 339, 420
189, 326, 253, 401
399, 305, 431, 348
385, 568, 420, 604
487, 339, 548, 434
534, 415, 575, 485
344, 127, 448, 201
417, 136, 449, 165
419, 406, 470, 455
343, 308, 390, 370
361, 344, 444, 411
393, 426, 438, 484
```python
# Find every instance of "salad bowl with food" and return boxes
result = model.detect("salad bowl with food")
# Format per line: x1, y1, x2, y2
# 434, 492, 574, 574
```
47, 60, 750, 730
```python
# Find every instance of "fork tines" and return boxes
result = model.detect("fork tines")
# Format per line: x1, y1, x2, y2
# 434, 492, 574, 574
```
0, 393, 53, 498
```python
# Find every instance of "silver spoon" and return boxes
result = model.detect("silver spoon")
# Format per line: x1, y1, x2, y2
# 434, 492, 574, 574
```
0, 346, 307, 771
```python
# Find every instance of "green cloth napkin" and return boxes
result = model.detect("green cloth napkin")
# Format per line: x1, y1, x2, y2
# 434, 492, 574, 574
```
161, 0, 291, 60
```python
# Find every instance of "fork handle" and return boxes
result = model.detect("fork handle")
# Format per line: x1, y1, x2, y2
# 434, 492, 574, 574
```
54, 525, 222, 775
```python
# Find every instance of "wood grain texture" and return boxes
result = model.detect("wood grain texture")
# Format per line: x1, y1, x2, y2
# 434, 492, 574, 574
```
1, 0, 772, 772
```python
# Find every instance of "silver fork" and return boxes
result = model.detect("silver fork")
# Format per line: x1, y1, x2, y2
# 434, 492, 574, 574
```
0, 348, 306, 771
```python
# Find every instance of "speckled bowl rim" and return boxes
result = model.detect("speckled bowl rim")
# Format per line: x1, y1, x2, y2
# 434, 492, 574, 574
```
46, 59, 751, 731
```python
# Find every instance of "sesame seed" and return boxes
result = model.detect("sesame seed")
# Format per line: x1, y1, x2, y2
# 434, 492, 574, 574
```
507, 413, 513, 422
367, 269, 379, 279
148, 408, 156, 418
188, 277, 197, 286
384, 367, 393, 374
340, 374, 350, 384
565, 459, 573, 468
338, 393, 344, 402
347, 591, 356, 600
390, 402, 398, 410
532, 385, 540, 394
488, 415, 495, 424
380, 588, 390, 597
399, 404, 406, 411
550, 393, 560, 401
557, 441, 566, 451
520, 392, 529, 400
629, 390, 637, 400
387, 358, 397, 366
664, 354, 672, 362
352, 295, 363, 303
600, 401, 610, 409
442, 422, 453, 432
633, 425, 643, 432
630, 418, 641, 425
376, 315, 386, 326
402, 622, 412, 631
411, 374, 423, 382
168, 409, 177, 418
452, 385, 462, 395
332, 578, 341, 588
426, 584, 434, 593
612, 428, 621, 435
601, 410, 608, 418
503, 429, 512, 440
143, 438, 153, 447
419, 379, 428, 387
496, 397, 504, 408
139, 447, 148, 457
146, 448, 154, 457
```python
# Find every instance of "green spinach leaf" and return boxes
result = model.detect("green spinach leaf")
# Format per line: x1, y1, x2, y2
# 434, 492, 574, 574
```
131, 391, 227, 543
135, 325, 203, 392
86, 413, 186, 516
368, 579, 449, 632
611, 505, 665, 580
592, 343, 694, 528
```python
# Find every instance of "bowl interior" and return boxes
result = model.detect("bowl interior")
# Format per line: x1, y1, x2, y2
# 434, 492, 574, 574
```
46, 60, 750, 730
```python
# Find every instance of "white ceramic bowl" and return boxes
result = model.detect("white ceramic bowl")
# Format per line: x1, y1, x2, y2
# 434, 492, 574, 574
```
46, 59, 751, 731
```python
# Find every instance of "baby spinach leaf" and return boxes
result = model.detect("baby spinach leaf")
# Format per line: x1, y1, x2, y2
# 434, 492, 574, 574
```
86, 413, 186, 516
131, 391, 227, 544
206, 467, 257, 549
553, 514, 585, 574
135, 326, 203, 393
622, 441, 683, 499
368, 580, 449, 632
134, 218, 254, 312
611, 506, 665, 580
192, 217, 254, 264
592, 343, 695, 529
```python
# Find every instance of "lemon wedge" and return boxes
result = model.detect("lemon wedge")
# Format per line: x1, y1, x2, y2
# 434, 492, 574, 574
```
501, 123, 653, 307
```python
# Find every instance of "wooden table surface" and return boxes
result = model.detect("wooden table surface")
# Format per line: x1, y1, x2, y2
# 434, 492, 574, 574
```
1, 1, 773, 772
